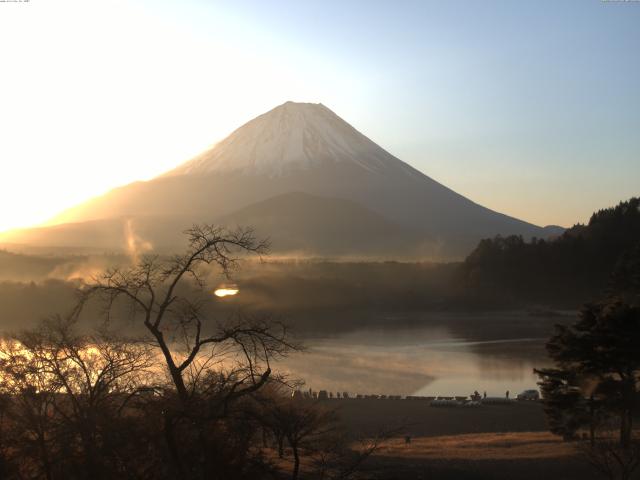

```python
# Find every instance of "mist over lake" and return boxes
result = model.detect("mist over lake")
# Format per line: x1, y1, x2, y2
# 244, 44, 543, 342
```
278, 311, 563, 397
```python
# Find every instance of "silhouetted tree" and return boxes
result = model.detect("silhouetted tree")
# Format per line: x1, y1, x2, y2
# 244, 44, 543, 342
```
578, 422, 640, 480
310, 429, 397, 480
79, 225, 298, 479
0, 316, 155, 479
536, 299, 640, 447
535, 367, 594, 441
609, 242, 640, 306
259, 396, 337, 480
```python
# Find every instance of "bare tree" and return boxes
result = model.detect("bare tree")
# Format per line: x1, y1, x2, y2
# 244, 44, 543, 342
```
0, 316, 155, 479
0, 338, 59, 479
580, 437, 640, 480
0, 225, 299, 479
257, 393, 338, 480
256, 389, 395, 480
311, 429, 399, 480
78, 225, 298, 478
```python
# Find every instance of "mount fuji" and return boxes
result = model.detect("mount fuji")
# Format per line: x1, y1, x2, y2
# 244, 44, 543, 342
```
1, 102, 559, 258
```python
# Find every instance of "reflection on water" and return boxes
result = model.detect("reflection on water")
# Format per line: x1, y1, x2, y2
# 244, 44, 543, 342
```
277, 313, 560, 397
214, 287, 239, 297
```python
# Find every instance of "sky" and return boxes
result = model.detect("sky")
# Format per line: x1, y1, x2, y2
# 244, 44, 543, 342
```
0, 0, 638, 231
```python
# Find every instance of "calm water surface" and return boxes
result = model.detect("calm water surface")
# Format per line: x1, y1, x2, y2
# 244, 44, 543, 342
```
277, 312, 568, 397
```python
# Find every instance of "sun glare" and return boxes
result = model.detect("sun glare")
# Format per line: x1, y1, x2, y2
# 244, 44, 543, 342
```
214, 288, 239, 298
0, 0, 340, 233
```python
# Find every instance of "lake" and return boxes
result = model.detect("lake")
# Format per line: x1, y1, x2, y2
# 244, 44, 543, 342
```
278, 311, 572, 398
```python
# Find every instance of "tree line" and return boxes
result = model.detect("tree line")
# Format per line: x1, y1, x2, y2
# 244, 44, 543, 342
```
458, 197, 640, 307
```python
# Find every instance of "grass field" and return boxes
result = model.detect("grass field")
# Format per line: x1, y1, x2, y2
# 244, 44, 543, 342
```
330, 398, 548, 437
377, 431, 576, 460
366, 434, 595, 480
270, 430, 595, 480
321, 399, 598, 479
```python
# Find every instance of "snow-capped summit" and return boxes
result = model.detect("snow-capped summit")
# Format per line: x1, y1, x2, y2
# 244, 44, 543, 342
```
168, 102, 395, 177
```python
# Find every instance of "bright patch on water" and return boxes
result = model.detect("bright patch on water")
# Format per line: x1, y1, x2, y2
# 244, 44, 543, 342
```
214, 288, 239, 297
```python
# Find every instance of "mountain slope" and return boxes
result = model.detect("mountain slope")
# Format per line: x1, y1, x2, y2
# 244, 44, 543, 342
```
0, 217, 193, 252
218, 192, 424, 256
1, 193, 425, 256
6, 101, 554, 258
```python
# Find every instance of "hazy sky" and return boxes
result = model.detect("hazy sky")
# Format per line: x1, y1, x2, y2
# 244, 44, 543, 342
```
1, 0, 638, 231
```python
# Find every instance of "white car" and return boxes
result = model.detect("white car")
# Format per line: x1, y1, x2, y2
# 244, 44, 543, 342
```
517, 389, 540, 401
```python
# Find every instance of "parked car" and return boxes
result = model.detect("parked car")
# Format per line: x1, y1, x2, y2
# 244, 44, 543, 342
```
517, 389, 540, 401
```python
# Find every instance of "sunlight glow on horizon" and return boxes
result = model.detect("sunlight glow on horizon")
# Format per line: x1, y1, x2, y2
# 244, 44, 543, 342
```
0, 0, 362, 232
1, 1, 638, 233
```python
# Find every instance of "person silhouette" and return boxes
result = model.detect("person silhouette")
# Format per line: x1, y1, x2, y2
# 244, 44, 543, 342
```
483, 391, 487, 399
505, 390, 510, 399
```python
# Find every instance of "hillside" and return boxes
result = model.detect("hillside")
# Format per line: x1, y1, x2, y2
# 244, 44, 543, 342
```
217, 192, 424, 256
458, 197, 640, 306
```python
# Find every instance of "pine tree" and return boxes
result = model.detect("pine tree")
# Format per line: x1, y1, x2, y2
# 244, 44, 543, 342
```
537, 300, 640, 447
